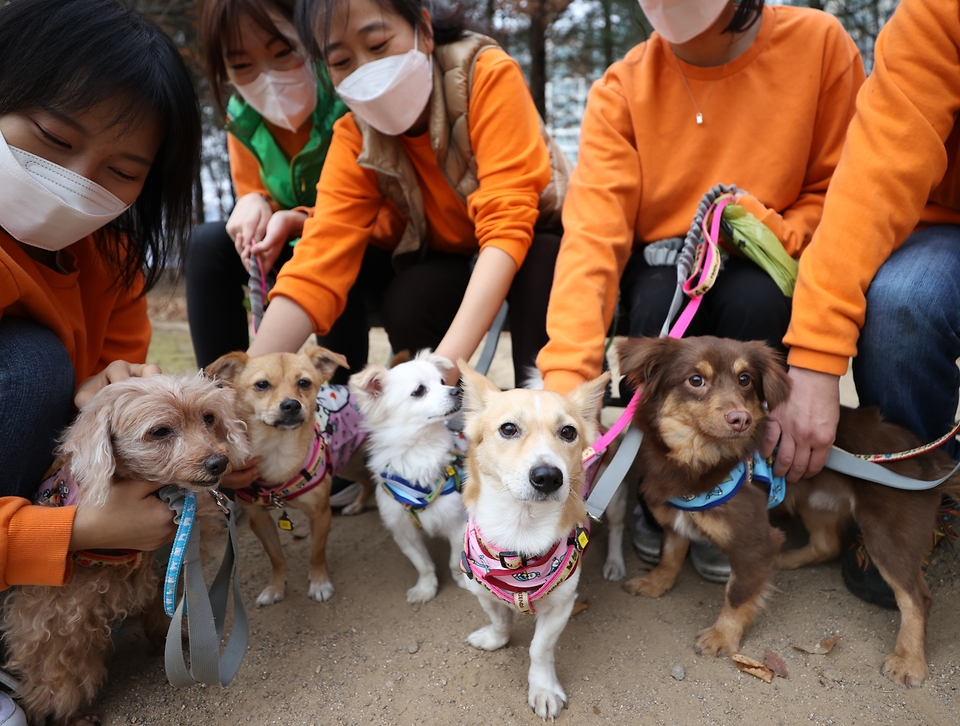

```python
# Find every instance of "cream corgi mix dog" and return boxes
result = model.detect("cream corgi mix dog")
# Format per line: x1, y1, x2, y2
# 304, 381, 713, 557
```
207, 346, 373, 606
350, 351, 467, 604
458, 360, 609, 721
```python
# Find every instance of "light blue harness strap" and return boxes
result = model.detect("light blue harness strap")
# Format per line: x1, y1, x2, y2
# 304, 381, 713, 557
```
825, 448, 960, 491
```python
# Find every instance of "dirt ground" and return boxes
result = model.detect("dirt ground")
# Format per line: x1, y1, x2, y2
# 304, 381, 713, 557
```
91, 290, 960, 725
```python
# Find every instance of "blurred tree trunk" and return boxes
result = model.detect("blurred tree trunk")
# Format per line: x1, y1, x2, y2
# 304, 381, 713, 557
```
529, 0, 548, 118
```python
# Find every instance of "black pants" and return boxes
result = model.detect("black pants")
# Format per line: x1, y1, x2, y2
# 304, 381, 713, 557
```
618, 252, 791, 400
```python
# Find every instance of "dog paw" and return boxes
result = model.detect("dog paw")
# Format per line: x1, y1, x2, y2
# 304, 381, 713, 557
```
308, 580, 335, 603
882, 652, 927, 688
695, 626, 738, 657
602, 554, 626, 581
256, 585, 286, 607
623, 572, 668, 598
67, 711, 102, 726
467, 625, 510, 651
528, 682, 567, 721
406, 575, 439, 604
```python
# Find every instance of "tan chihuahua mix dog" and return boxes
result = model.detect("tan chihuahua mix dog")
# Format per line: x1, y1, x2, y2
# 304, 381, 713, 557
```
208, 346, 373, 606
458, 361, 608, 721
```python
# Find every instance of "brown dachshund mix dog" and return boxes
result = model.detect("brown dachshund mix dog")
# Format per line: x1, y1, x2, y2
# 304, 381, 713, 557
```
618, 336, 790, 658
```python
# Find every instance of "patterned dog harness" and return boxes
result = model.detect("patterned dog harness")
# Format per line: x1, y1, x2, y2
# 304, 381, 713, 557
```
667, 453, 786, 512
460, 519, 590, 615
237, 384, 366, 508
36, 467, 146, 570
380, 433, 468, 528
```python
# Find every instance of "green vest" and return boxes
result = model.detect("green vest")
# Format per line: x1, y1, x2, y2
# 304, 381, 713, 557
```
225, 63, 346, 210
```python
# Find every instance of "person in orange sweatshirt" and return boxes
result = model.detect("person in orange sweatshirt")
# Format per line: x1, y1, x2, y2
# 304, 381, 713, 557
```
247, 0, 568, 386
0, 0, 202, 592
762, 0, 960, 607
537, 0, 863, 580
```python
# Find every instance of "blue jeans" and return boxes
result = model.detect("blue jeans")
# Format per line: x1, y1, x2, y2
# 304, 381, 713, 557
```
0, 317, 75, 498
853, 225, 960, 460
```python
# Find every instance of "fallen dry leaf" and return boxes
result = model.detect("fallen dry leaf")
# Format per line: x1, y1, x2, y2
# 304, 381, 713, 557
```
731, 653, 774, 683
571, 600, 590, 617
764, 649, 788, 678
793, 635, 841, 655
593, 705, 601, 715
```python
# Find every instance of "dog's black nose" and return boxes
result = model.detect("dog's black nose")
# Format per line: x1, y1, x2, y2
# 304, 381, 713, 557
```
529, 465, 563, 493
279, 398, 302, 414
725, 410, 753, 432
203, 454, 229, 477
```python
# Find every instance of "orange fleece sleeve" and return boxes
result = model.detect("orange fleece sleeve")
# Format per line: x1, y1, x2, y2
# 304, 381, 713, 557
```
785, 0, 960, 375
466, 51, 552, 269
0, 498, 74, 590
95, 275, 150, 376
269, 114, 385, 335
539, 79, 640, 394
227, 134, 271, 202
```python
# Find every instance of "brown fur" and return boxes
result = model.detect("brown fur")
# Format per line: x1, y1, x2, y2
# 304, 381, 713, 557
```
207, 346, 374, 606
778, 405, 960, 687
618, 336, 790, 657
1, 375, 248, 726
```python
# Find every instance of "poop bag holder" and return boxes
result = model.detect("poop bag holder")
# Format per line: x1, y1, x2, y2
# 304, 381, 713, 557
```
158, 486, 248, 688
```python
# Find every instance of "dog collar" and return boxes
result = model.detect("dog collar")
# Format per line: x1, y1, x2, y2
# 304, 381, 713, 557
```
460, 516, 590, 615
238, 420, 328, 504
668, 452, 786, 511
380, 451, 464, 529
73, 549, 147, 569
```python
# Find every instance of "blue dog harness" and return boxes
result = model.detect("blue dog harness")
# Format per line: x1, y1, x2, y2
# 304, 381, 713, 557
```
668, 453, 786, 512
380, 433, 467, 528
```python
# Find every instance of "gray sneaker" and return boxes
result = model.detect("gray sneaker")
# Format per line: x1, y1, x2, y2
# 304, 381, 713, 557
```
632, 509, 662, 565
690, 541, 731, 583
329, 477, 362, 509
0, 693, 27, 726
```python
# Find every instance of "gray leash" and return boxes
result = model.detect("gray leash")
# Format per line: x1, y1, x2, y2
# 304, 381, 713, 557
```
158, 487, 249, 688
825, 448, 960, 490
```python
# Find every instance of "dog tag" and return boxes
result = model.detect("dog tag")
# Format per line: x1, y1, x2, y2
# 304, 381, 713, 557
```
278, 510, 295, 531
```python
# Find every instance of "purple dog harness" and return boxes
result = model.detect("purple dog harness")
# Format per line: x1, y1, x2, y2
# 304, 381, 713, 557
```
236, 385, 366, 515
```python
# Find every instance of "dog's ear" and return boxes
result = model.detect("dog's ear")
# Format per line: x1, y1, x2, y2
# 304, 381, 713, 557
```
349, 364, 388, 402
416, 348, 454, 373
58, 386, 123, 508
458, 359, 500, 413
617, 337, 678, 385
304, 345, 349, 382
206, 351, 249, 384
566, 372, 610, 425
746, 342, 792, 411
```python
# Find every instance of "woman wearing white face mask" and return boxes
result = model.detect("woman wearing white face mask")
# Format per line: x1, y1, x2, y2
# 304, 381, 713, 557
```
247, 0, 571, 387
537, 0, 864, 581
187, 0, 391, 375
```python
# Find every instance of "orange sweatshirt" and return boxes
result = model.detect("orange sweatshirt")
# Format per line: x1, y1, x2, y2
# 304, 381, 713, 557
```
538, 4, 864, 394
0, 229, 150, 588
270, 48, 551, 335
785, 0, 960, 375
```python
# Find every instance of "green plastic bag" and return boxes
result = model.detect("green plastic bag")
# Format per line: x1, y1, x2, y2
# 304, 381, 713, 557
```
720, 204, 799, 297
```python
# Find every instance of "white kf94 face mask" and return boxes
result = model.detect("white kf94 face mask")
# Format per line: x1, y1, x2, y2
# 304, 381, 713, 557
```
335, 29, 434, 136
234, 62, 318, 132
638, 0, 728, 45
0, 129, 131, 252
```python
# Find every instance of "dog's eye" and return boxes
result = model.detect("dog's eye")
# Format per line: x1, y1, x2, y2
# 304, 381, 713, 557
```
203, 413, 216, 426
297, 378, 312, 389
738, 373, 752, 388
150, 427, 172, 439
499, 423, 519, 438
689, 375, 705, 388
254, 380, 271, 391
558, 425, 578, 442
412, 384, 426, 398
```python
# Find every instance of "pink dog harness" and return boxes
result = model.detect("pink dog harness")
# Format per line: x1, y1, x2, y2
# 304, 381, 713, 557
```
460, 520, 590, 615
237, 384, 366, 506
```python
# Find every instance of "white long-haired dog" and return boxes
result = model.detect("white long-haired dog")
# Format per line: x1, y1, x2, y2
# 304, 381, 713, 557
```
349, 351, 467, 604
1, 374, 247, 726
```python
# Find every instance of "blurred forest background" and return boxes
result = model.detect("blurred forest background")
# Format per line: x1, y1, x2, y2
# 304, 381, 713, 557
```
128, 0, 898, 222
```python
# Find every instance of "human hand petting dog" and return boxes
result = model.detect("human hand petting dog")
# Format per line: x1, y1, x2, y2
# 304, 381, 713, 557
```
761, 366, 840, 482
218, 456, 262, 489
226, 192, 273, 271
68, 480, 177, 552
74, 360, 162, 409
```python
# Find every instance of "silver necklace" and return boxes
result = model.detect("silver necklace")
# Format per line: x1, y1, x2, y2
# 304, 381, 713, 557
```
672, 52, 726, 126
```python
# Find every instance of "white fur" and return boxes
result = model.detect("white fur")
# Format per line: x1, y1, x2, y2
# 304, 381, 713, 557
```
350, 352, 468, 604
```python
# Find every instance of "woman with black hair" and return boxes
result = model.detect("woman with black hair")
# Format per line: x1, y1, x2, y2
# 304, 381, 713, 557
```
246, 0, 569, 388
537, 0, 865, 580
0, 0, 202, 591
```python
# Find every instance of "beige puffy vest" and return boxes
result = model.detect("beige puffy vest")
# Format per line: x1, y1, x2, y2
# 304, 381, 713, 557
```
353, 32, 573, 267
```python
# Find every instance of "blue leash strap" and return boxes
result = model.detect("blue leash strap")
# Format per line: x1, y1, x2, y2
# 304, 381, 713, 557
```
162, 489, 196, 617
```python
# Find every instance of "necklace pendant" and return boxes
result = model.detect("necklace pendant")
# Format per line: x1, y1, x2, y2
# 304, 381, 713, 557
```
696, 112, 703, 125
